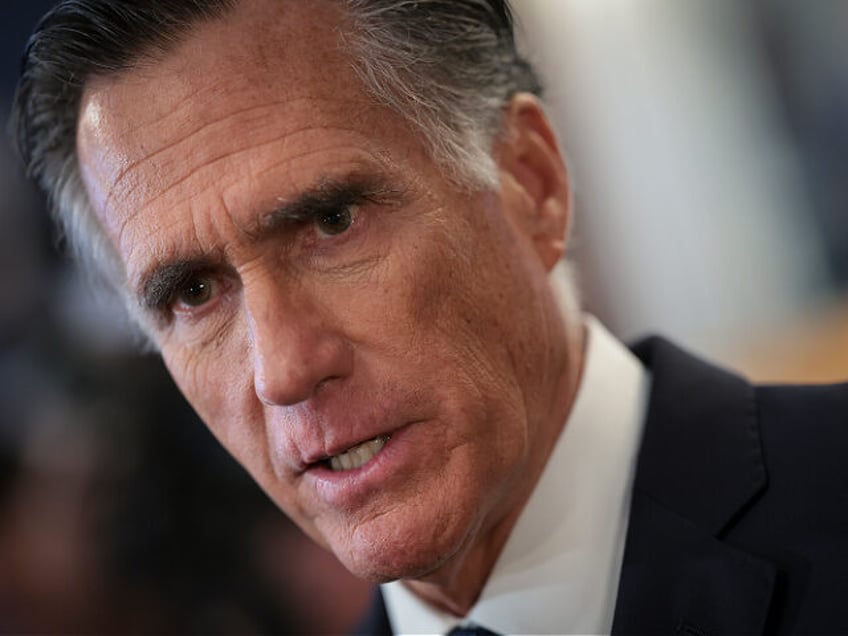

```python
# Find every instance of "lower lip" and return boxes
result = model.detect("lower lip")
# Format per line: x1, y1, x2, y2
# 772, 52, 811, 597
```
304, 421, 421, 508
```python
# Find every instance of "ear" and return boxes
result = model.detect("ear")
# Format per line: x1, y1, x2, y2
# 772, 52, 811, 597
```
496, 93, 571, 272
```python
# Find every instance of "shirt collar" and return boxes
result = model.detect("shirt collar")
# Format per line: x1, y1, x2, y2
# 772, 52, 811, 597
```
383, 316, 650, 635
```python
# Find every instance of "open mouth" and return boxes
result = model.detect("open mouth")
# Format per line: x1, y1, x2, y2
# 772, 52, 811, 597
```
324, 435, 390, 472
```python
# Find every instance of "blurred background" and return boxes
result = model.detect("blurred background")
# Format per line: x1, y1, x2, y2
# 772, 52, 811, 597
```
518, 0, 848, 383
1, 0, 847, 633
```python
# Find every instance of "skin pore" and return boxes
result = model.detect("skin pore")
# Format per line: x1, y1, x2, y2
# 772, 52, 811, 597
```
75, 0, 584, 616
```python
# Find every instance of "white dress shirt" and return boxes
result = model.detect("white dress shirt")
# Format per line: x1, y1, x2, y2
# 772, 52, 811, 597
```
382, 316, 651, 635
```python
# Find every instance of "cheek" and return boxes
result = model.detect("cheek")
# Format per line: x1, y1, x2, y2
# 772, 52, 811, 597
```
411, 218, 534, 385
162, 347, 208, 412
395, 216, 536, 452
161, 336, 260, 460
163, 342, 225, 420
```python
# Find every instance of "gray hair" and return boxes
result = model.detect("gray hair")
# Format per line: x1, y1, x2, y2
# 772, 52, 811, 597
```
344, 0, 542, 185
14, 0, 239, 307
14, 0, 552, 330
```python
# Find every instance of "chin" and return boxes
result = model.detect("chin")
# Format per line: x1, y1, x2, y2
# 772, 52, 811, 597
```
339, 549, 453, 585
331, 513, 480, 584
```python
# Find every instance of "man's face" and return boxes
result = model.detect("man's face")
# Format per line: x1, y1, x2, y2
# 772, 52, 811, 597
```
76, 0, 574, 584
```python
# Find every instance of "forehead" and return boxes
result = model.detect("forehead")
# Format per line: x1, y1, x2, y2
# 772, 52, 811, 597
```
76, 0, 381, 232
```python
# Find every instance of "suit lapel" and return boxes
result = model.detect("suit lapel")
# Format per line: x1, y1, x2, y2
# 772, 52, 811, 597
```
612, 337, 776, 635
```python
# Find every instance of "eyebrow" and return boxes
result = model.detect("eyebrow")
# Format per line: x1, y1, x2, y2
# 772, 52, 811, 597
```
136, 171, 402, 315
250, 172, 400, 236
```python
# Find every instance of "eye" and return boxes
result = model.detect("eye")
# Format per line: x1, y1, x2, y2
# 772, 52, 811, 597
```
174, 275, 216, 309
314, 203, 357, 238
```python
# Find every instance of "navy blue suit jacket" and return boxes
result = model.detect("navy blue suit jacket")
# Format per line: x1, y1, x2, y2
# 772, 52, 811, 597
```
354, 337, 848, 634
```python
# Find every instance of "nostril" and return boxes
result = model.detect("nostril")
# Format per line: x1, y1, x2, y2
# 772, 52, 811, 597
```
315, 374, 342, 392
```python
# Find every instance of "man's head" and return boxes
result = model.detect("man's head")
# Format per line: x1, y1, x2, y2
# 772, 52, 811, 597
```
15, 0, 583, 604
15, 0, 543, 301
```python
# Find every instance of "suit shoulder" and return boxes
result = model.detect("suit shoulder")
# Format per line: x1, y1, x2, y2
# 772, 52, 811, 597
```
754, 382, 848, 464
755, 381, 848, 426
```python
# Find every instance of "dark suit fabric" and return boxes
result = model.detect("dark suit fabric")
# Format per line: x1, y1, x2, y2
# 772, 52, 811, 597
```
353, 337, 848, 635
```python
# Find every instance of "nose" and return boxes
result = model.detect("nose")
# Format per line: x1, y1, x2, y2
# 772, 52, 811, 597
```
244, 274, 353, 406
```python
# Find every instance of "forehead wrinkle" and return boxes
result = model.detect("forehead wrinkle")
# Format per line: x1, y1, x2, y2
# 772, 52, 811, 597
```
114, 148, 370, 264
118, 137, 383, 252
246, 138, 392, 187
106, 118, 373, 222
85, 69, 210, 146
101, 96, 325, 212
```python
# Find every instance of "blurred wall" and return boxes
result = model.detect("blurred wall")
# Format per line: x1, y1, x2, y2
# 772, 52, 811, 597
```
515, 0, 848, 381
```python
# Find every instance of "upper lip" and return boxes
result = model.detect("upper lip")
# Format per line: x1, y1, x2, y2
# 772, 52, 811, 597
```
278, 390, 424, 472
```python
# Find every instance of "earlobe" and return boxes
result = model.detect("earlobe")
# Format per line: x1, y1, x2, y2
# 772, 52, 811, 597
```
498, 93, 571, 272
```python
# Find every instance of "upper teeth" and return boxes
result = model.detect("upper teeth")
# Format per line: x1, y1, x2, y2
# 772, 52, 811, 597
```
329, 436, 388, 472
